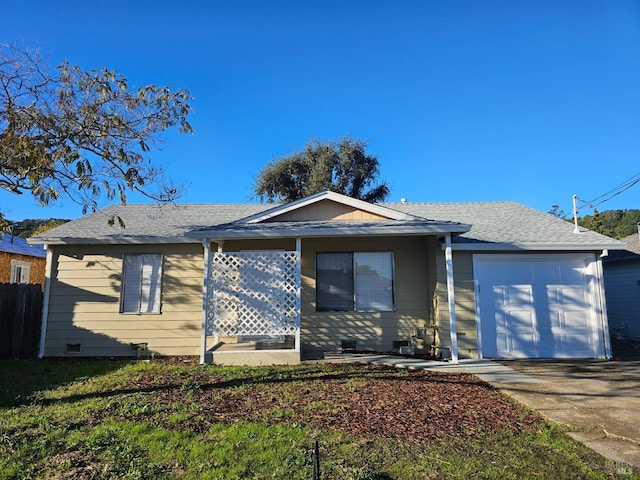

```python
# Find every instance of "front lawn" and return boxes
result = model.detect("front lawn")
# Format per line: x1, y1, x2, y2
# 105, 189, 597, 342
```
0, 359, 635, 479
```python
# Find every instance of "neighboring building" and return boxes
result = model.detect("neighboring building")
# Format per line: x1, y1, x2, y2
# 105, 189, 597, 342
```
0, 234, 47, 288
29, 191, 623, 364
603, 232, 640, 340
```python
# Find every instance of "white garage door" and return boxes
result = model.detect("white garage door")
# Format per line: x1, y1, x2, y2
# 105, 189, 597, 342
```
474, 254, 605, 359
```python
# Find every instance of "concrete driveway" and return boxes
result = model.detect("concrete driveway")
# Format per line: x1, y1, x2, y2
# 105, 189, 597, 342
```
496, 359, 640, 473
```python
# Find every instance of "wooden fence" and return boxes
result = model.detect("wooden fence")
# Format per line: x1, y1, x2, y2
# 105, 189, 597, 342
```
0, 283, 43, 359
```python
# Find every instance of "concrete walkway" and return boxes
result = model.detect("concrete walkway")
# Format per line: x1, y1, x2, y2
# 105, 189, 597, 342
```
318, 354, 640, 473
322, 353, 541, 384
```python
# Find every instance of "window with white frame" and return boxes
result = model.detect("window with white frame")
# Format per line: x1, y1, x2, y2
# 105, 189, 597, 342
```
316, 252, 395, 312
120, 254, 163, 314
10, 260, 31, 284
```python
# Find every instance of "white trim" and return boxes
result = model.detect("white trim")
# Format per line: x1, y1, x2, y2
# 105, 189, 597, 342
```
38, 247, 55, 359
28, 236, 200, 245
214, 241, 223, 346
444, 234, 459, 364
200, 240, 211, 364
594, 255, 612, 359
473, 252, 602, 262
10, 260, 31, 284
242, 191, 419, 223
295, 237, 302, 353
120, 254, 163, 314
473, 279, 483, 359
452, 242, 624, 251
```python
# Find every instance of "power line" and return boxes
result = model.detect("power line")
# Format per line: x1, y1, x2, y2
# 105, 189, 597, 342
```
586, 171, 640, 206
575, 170, 640, 212
558, 170, 640, 220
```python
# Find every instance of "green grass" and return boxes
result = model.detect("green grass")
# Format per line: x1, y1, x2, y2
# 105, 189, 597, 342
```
0, 359, 636, 480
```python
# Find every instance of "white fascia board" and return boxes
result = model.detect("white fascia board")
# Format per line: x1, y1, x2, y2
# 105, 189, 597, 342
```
451, 242, 625, 251
242, 191, 418, 223
29, 236, 201, 245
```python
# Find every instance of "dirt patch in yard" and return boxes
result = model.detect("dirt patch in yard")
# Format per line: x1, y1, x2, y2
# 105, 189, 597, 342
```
107, 362, 544, 443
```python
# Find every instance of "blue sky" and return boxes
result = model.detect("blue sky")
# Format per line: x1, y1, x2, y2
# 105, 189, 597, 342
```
2, 0, 639, 221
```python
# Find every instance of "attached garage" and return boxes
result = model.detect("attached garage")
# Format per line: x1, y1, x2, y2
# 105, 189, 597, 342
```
474, 254, 608, 359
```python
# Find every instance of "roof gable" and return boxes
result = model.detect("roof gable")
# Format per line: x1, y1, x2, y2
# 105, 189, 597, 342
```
240, 191, 418, 224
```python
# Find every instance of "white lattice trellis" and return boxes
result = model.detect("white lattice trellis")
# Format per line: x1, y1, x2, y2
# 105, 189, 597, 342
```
206, 251, 300, 337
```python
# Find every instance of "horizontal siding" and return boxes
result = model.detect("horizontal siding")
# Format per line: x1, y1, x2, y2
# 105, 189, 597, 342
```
48, 300, 201, 313
433, 251, 479, 359
219, 239, 298, 252
44, 244, 204, 357
604, 263, 640, 339
272, 200, 387, 222
300, 236, 434, 352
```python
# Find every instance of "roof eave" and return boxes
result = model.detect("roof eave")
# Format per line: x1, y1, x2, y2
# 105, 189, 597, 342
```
452, 242, 625, 251
189, 224, 471, 240
29, 236, 200, 246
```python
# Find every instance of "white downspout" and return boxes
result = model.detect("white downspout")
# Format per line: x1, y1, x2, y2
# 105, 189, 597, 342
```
295, 237, 302, 354
444, 234, 459, 364
38, 246, 55, 359
200, 240, 212, 364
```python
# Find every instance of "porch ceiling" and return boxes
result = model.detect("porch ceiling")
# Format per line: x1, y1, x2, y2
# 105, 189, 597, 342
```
187, 219, 471, 240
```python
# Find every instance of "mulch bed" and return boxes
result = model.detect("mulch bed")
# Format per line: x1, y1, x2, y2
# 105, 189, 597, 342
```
108, 362, 545, 443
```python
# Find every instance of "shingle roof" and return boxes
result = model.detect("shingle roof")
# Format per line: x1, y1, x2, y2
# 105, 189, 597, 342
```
29, 203, 270, 244
30, 200, 624, 251
186, 219, 470, 239
620, 233, 640, 254
387, 201, 622, 249
0, 234, 46, 257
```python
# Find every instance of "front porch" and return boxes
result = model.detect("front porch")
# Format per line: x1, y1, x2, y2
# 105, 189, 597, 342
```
206, 335, 299, 366
200, 248, 302, 365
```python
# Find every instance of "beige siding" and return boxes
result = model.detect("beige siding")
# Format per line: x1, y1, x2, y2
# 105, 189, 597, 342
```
44, 243, 204, 357
432, 251, 479, 359
270, 200, 388, 222
215, 238, 298, 252
43, 236, 487, 360
300, 236, 437, 353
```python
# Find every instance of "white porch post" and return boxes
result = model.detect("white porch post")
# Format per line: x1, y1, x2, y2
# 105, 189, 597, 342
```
200, 239, 211, 364
444, 234, 459, 364
295, 237, 302, 352
38, 246, 55, 359
214, 241, 224, 347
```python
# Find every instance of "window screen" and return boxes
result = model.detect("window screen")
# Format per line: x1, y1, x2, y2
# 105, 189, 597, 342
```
316, 252, 395, 312
354, 252, 394, 311
121, 254, 162, 314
